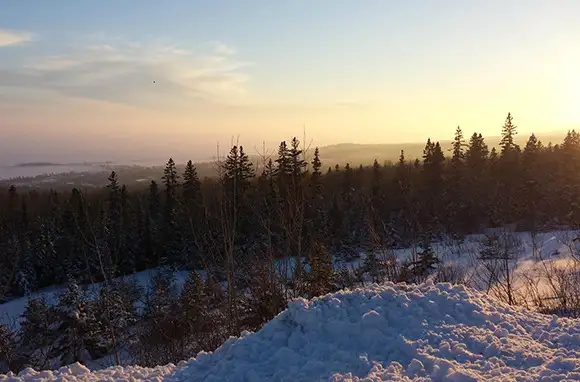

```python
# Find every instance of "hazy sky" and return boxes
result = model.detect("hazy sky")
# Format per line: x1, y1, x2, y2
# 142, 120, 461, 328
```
1, 1, 579, 164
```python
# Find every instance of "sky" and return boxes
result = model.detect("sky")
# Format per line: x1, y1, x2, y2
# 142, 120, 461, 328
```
1, 0, 579, 165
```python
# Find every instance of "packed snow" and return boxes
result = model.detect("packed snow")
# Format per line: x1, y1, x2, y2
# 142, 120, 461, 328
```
3, 281, 580, 381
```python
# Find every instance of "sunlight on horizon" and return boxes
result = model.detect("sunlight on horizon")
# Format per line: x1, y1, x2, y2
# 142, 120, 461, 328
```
1, 1, 580, 163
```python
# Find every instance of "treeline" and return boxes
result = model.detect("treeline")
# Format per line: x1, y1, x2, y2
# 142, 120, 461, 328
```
2, 113, 580, 299
2, 112, 580, 372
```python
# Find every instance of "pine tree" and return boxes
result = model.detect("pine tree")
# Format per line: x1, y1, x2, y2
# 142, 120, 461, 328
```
497, 114, 522, 225
52, 277, 101, 366
274, 141, 291, 181
451, 126, 465, 166
138, 271, 183, 365
19, 296, 55, 369
465, 133, 489, 172
105, 171, 122, 275
221, 145, 256, 265
289, 137, 307, 187
145, 181, 161, 267
404, 241, 440, 283
222, 146, 255, 200
312, 147, 322, 176
162, 158, 180, 218
371, 158, 382, 200
35, 219, 58, 287
562, 129, 580, 151
448, 127, 467, 235
183, 160, 201, 202
96, 279, 138, 364
161, 158, 181, 266
500, 112, 519, 157
181, 160, 203, 268
180, 270, 210, 349
421, 139, 445, 235
398, 150, 405, 167
306, 147, 325, 251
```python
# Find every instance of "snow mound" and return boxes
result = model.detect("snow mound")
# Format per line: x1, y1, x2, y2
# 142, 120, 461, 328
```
4, 281, 580, 381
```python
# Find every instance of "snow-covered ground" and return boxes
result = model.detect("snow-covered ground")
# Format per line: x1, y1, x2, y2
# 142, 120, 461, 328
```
0, 269, 192, 330
2, 230, 579, 329
3, 281, 580, 381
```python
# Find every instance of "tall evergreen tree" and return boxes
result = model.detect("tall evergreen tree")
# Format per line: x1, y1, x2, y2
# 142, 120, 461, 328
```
181, 160, 203, 267
500, 112, 519, 157
161, 158, 181, 266
183, 160, 201, 202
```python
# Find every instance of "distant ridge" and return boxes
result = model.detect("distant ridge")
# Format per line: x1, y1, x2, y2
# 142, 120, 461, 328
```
14, 161, 113, 168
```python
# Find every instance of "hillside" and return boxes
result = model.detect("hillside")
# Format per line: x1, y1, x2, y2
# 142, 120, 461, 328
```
4, 282, 580, 381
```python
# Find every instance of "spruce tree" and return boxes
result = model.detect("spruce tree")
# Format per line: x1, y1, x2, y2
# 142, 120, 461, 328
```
52, 278, 101, 366
161, 158, 181, 266
448, 126, 467, 235
19, 296, 55, 368
500, 112, 518, 156
498, 114, 522, 225
183, 160, 201, 202
180, 270, 209, 349
465, 133, 489, 172
405, 241, 440, 283
289, 137, 307, 187
312, 147, 322, 176
371, 158, 382, 200
106, 171, 122, 275
306, 147, 325, 251
182, 160, 202, 268
451, 126, 465, 167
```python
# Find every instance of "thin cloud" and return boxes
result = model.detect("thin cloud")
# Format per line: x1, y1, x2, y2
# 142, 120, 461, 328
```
0, 29, 36, 47
208, 41, 236, 56
0, 37, 252, 108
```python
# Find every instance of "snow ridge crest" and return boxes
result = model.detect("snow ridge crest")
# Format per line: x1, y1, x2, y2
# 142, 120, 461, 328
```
4, 281, 580, 381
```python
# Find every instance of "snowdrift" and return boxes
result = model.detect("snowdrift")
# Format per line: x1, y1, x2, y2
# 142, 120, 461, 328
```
4, 281, 580, 381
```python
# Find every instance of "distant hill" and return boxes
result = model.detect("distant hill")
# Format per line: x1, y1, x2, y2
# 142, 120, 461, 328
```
0, 131, 568, 190
316, 132, 567, 167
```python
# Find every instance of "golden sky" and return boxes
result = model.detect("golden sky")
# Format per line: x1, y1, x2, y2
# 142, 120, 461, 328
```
1, 1, 579, 163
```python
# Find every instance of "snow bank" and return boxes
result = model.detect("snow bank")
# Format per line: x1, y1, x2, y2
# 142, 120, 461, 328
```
3, 281, 580, 381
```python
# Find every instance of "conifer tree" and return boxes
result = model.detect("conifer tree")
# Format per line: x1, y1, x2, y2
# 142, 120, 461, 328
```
105, 171, 123, 274
305, 147, 325, 251
19, 296, 55, 369
371, 158, 382, 200
448, 126, 467, 235
500, 112, 518, 157
183, 160, 201, 203
451, 126, 465, 165
161, 158, 181, 265
521, 133, 543, 230
52, 277, 101, 366
289, 137, 307, 188
181, 160, 202, 267
465, 133, 489, 172
498, 114, 522, 225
